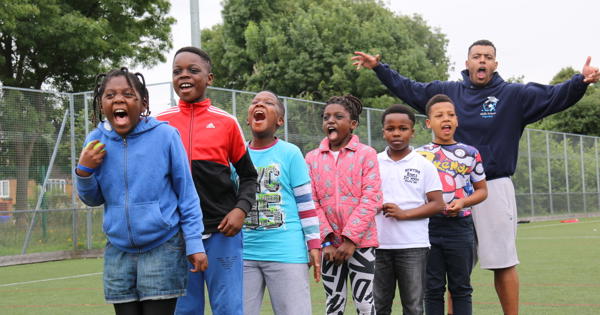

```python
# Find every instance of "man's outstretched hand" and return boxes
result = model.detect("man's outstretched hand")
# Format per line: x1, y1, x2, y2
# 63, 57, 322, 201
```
582, 56, 600, 83
352, 52, 381, 70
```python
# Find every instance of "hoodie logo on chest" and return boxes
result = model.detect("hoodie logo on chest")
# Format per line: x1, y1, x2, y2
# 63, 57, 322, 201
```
480, 96, 498, 119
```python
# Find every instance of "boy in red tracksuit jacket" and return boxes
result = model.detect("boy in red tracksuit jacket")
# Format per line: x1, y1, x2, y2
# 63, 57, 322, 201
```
157, 46, 257, 315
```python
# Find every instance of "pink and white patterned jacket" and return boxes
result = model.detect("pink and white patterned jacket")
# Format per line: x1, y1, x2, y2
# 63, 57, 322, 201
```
305, 135, 382, 248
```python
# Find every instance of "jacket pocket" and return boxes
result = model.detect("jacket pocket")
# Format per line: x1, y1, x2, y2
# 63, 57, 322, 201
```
129, 201, 172, 247
103, 205, 129, 248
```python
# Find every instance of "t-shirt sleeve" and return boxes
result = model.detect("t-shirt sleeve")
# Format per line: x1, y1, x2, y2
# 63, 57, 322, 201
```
470, 149, 486, 183
422, 159, 442, 193
288, 145, 311, 188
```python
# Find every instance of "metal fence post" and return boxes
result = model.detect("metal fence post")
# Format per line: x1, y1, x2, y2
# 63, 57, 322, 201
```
366, 109, 372, 147
283, 98, 289, 141
84, 95, 92, 249
596, 138, 600, 211
526, 129, 534, 216
232, 91, 237, 118
170, 82, 176, 107
545, 132, 554, 214
564, 134, 571, 214
69, 94, 78, 250
580, 136, 587, 213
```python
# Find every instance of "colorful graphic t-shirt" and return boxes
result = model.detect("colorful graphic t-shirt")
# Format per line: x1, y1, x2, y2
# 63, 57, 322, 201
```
243, 140, 312, 263
416, 142, 486, 216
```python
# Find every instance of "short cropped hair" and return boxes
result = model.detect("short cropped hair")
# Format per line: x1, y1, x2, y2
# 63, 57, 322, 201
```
468, 39, 496, 55
425, 94, 455, 116
174, 46, 212, 71
381, 104, 415, 126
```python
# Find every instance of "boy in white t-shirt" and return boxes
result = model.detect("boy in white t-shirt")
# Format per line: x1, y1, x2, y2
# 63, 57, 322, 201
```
374, 104, 444, 315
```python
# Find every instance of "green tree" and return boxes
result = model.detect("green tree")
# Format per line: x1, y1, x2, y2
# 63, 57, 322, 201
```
203, 0, 450, 107
0, 0, 175, 221
529, 67, 600, 136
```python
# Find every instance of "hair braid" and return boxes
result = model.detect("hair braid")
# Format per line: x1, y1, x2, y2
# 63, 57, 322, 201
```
90, 67, 150, 125
324, 94, 363, 122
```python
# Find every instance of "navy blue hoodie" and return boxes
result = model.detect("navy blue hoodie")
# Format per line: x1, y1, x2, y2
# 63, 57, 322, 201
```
374, 64, 589, 180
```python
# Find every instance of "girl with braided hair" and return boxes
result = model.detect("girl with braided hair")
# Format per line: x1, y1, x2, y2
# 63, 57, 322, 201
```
305, 94, 382, 314
75, 67, 207, 315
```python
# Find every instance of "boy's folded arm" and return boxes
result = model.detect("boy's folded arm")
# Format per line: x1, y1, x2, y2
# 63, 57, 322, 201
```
400, 190, 444, 220
461, 179, 488, 208
294, 182, 321, 250
232, 150, 258, 214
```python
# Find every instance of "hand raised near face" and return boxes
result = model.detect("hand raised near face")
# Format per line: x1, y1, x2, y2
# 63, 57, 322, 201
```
76, 140, 106, 177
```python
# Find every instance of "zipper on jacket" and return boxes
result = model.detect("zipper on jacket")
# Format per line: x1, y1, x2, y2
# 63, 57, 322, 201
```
123, 137, 137, 249
188, 106, 194, 166
333, 150, 342, 230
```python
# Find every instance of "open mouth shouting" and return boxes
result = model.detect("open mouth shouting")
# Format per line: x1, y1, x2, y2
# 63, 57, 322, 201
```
441, 124, 453, 134
253, 109, 266, 122
113, 108, 129, 126
327, 125, 337, 136
476, 67, 487, 80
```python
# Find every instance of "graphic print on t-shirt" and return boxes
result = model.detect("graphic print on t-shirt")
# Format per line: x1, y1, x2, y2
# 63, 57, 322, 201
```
244, 163, 285, 229
417, 143, 485, 216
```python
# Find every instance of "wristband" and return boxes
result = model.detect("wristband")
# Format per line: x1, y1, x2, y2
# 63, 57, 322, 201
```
321, 241, 332, 248
77, 164, 95, 174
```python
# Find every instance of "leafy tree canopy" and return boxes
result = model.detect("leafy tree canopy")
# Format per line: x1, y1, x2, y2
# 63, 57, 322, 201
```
0, 0, 175, 91
203, 0, 450, 108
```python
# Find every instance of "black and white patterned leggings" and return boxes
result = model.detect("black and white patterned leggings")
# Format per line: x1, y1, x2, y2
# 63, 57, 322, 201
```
321, 247, 376, 315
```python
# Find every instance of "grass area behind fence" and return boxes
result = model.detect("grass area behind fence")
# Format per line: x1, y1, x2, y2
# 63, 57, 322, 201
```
1, 218, 599, 314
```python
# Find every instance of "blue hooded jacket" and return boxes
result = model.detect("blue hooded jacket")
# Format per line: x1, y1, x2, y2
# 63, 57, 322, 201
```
374, 64, 589, 180
75, 117, 204, 255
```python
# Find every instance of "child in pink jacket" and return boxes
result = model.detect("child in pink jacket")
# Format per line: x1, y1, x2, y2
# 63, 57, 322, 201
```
305, 94, 382, 315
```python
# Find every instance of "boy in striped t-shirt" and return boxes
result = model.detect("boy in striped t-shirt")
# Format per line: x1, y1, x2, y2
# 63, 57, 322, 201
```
242, 91, 321, 315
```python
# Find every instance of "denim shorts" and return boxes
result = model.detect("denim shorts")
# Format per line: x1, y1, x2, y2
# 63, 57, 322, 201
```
103, 231, 188, 303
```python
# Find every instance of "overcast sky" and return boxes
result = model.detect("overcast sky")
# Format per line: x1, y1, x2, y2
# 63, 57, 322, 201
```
143, 0, 600, 87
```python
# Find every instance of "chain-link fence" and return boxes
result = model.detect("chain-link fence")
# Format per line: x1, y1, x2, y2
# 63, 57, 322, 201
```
1, 83, 599, 257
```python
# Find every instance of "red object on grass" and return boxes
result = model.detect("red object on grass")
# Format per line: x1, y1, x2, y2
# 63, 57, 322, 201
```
560, 218, 579, 223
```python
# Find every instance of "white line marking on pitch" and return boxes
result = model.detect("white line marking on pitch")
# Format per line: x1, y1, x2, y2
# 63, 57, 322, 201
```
519, 236, 600, 240
519, 219, 600, 230
0, 272, 102, 287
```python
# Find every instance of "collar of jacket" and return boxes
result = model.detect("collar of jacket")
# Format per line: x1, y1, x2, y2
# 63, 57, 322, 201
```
318, 134, 361, 153
178, 98, 212, 109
